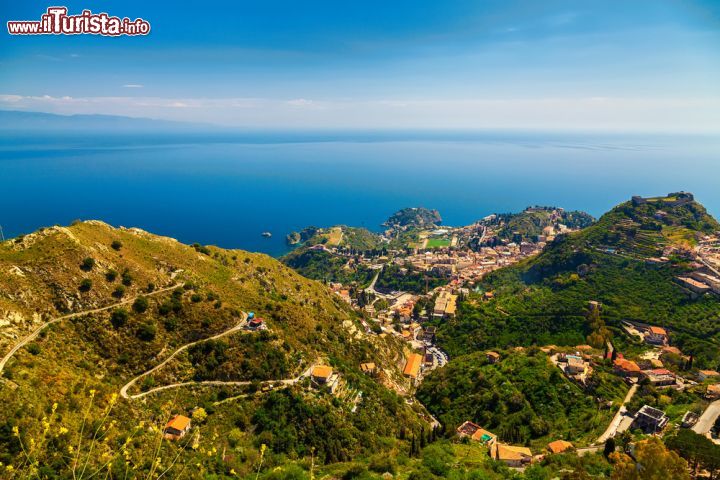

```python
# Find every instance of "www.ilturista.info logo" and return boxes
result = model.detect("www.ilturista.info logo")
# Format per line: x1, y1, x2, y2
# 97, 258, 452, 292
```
7, 7, 150, 36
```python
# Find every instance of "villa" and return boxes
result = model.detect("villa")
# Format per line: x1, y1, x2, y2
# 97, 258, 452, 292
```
164, 414, 192, 440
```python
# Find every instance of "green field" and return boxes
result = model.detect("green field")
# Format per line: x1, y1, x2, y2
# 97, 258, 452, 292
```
426, 237, 451, 248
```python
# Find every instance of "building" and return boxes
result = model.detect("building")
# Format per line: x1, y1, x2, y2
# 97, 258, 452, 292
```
486, 351, 501, 364
698, 370, 720, 382
246, 317, 266, 330
645, 326, 668, 346
456, 421, 497, 445
633, 405, 669, 434
423, 326, 437, 343
403, 353, 423, 381
643, 369, 677, 387
311, 365, 340, 393
164, 415, 191, 440
359, 362, 376, 375
706, 384, 720, 400
614, 358, 643, 378
566, 356, 588, 375
547, 440, 574, 454
676, 276, 711, 295
491, 444, 533, 467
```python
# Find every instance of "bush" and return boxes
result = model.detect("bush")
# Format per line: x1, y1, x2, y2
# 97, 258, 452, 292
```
105, 269, 117, 282
132, 296, 149, 314
112, 286, 126, 299
136, 321, 157, 341
121, 270, 133, 287
27, 343, 41, 355
110, 309, 129, 328
163, 317, 178, 331
78, 279, 93, 292
80, 257, 95, 271
191, 293, 203, 303
146, 283, 155, 293
111, 240, 122, 251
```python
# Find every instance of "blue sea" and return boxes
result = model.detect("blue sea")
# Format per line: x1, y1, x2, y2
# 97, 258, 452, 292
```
1, 130, 719, 257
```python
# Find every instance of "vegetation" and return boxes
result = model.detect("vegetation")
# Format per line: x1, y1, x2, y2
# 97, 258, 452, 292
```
417, 350, 623, 449
384, 207, 442, 228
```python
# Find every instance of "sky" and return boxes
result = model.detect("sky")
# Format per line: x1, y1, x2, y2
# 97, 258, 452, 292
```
1, 0, 720, 131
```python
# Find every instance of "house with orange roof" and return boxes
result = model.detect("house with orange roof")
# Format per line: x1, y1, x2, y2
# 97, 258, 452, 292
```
645, 326, 668, 346
403, 353, 423, 382
698, 370, 720, 382
311, 365, 340, 393
491, 443, 533, 468
613, 358, 643, 378
547, 440, 574, 454
486, 351, 501, 364
163, 414, 191, 440
456, 421, 497, 446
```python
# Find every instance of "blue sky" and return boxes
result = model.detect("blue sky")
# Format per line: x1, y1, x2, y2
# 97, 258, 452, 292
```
1, 0, 719, 130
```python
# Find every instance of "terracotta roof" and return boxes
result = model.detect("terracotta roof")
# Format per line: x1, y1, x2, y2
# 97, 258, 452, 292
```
311, 365, 333, 379
403, 353, 423, 378
165, 415, 191, 432
486, 351, 500, 359
649, 326, 667, 335
360, 362, 376, 373
614, 358, 641, 372
547, 440, 574, 454
494, 444, 532, 461
700, 370, 720, 377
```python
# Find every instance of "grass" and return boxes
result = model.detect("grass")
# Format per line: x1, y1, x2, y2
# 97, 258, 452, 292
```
426, 238, 451, 248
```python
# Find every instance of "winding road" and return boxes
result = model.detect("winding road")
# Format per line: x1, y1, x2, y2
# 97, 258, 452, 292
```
597, 384, 638, 444
119, 312, 249, 399
0, 284, 180, 376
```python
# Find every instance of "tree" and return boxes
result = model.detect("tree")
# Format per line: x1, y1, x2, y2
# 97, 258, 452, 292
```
78, 278, 92, 292
105, 269, 117, 282
132, 296, 149, 313
110, 309, 128, 328
604, 437, 616, 458
112, 285, 125, 299
80, 257, 95, 271
666, 429, 720, 479
192, 407, 208, 423
136, 321, 157, 341
111, 240, 122, 251
610, 437, 690, 480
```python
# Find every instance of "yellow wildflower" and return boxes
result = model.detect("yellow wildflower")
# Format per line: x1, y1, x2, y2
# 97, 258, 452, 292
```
12, 426, 19, 437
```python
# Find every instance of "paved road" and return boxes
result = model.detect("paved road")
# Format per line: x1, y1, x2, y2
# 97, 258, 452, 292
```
0, 284, 179, 376
119, 312, 248, 399
693, 399, 720, 435
597, 384, 638, 444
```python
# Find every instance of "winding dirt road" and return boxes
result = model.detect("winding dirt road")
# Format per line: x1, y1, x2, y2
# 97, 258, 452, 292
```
119, 312, 248, 399
0, 284, 179, 376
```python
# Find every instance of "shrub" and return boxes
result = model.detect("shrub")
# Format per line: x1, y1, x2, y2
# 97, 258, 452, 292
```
111, 240, 122, 251
105, 269, 117, 282
163, 317, 178, 331
110, 309, 129, 328
146, 282, 155, 293
27, 343, 41, 355
136, 321, 157, 341
112, 286, 126, 299
121, 270, 133, 286
80, 257, 95, 271
132, 297, 149, 314
191, 293, 203, 303
78, 279, 93, 292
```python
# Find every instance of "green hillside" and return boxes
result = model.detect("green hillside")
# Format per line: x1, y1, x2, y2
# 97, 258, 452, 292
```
0, 222, 426, 477
416, 350, 627, 450
437, 195, 720, 368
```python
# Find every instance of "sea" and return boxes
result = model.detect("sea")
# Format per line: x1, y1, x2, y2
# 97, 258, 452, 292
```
1, 130, 719, 257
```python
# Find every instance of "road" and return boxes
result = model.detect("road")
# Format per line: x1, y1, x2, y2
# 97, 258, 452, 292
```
597, 384, 638, 444
0, 284, 180, 376
119, 312, 248, 399
123, 365, 313, 400
692, 399, 720, 435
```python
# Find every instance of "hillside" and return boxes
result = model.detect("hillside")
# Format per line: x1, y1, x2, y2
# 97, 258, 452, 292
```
436, 193, 720, 369
483, 207, 595, 241
384, 207, 442, 229
0, 221, 428, 476
416, 349, 627, 450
